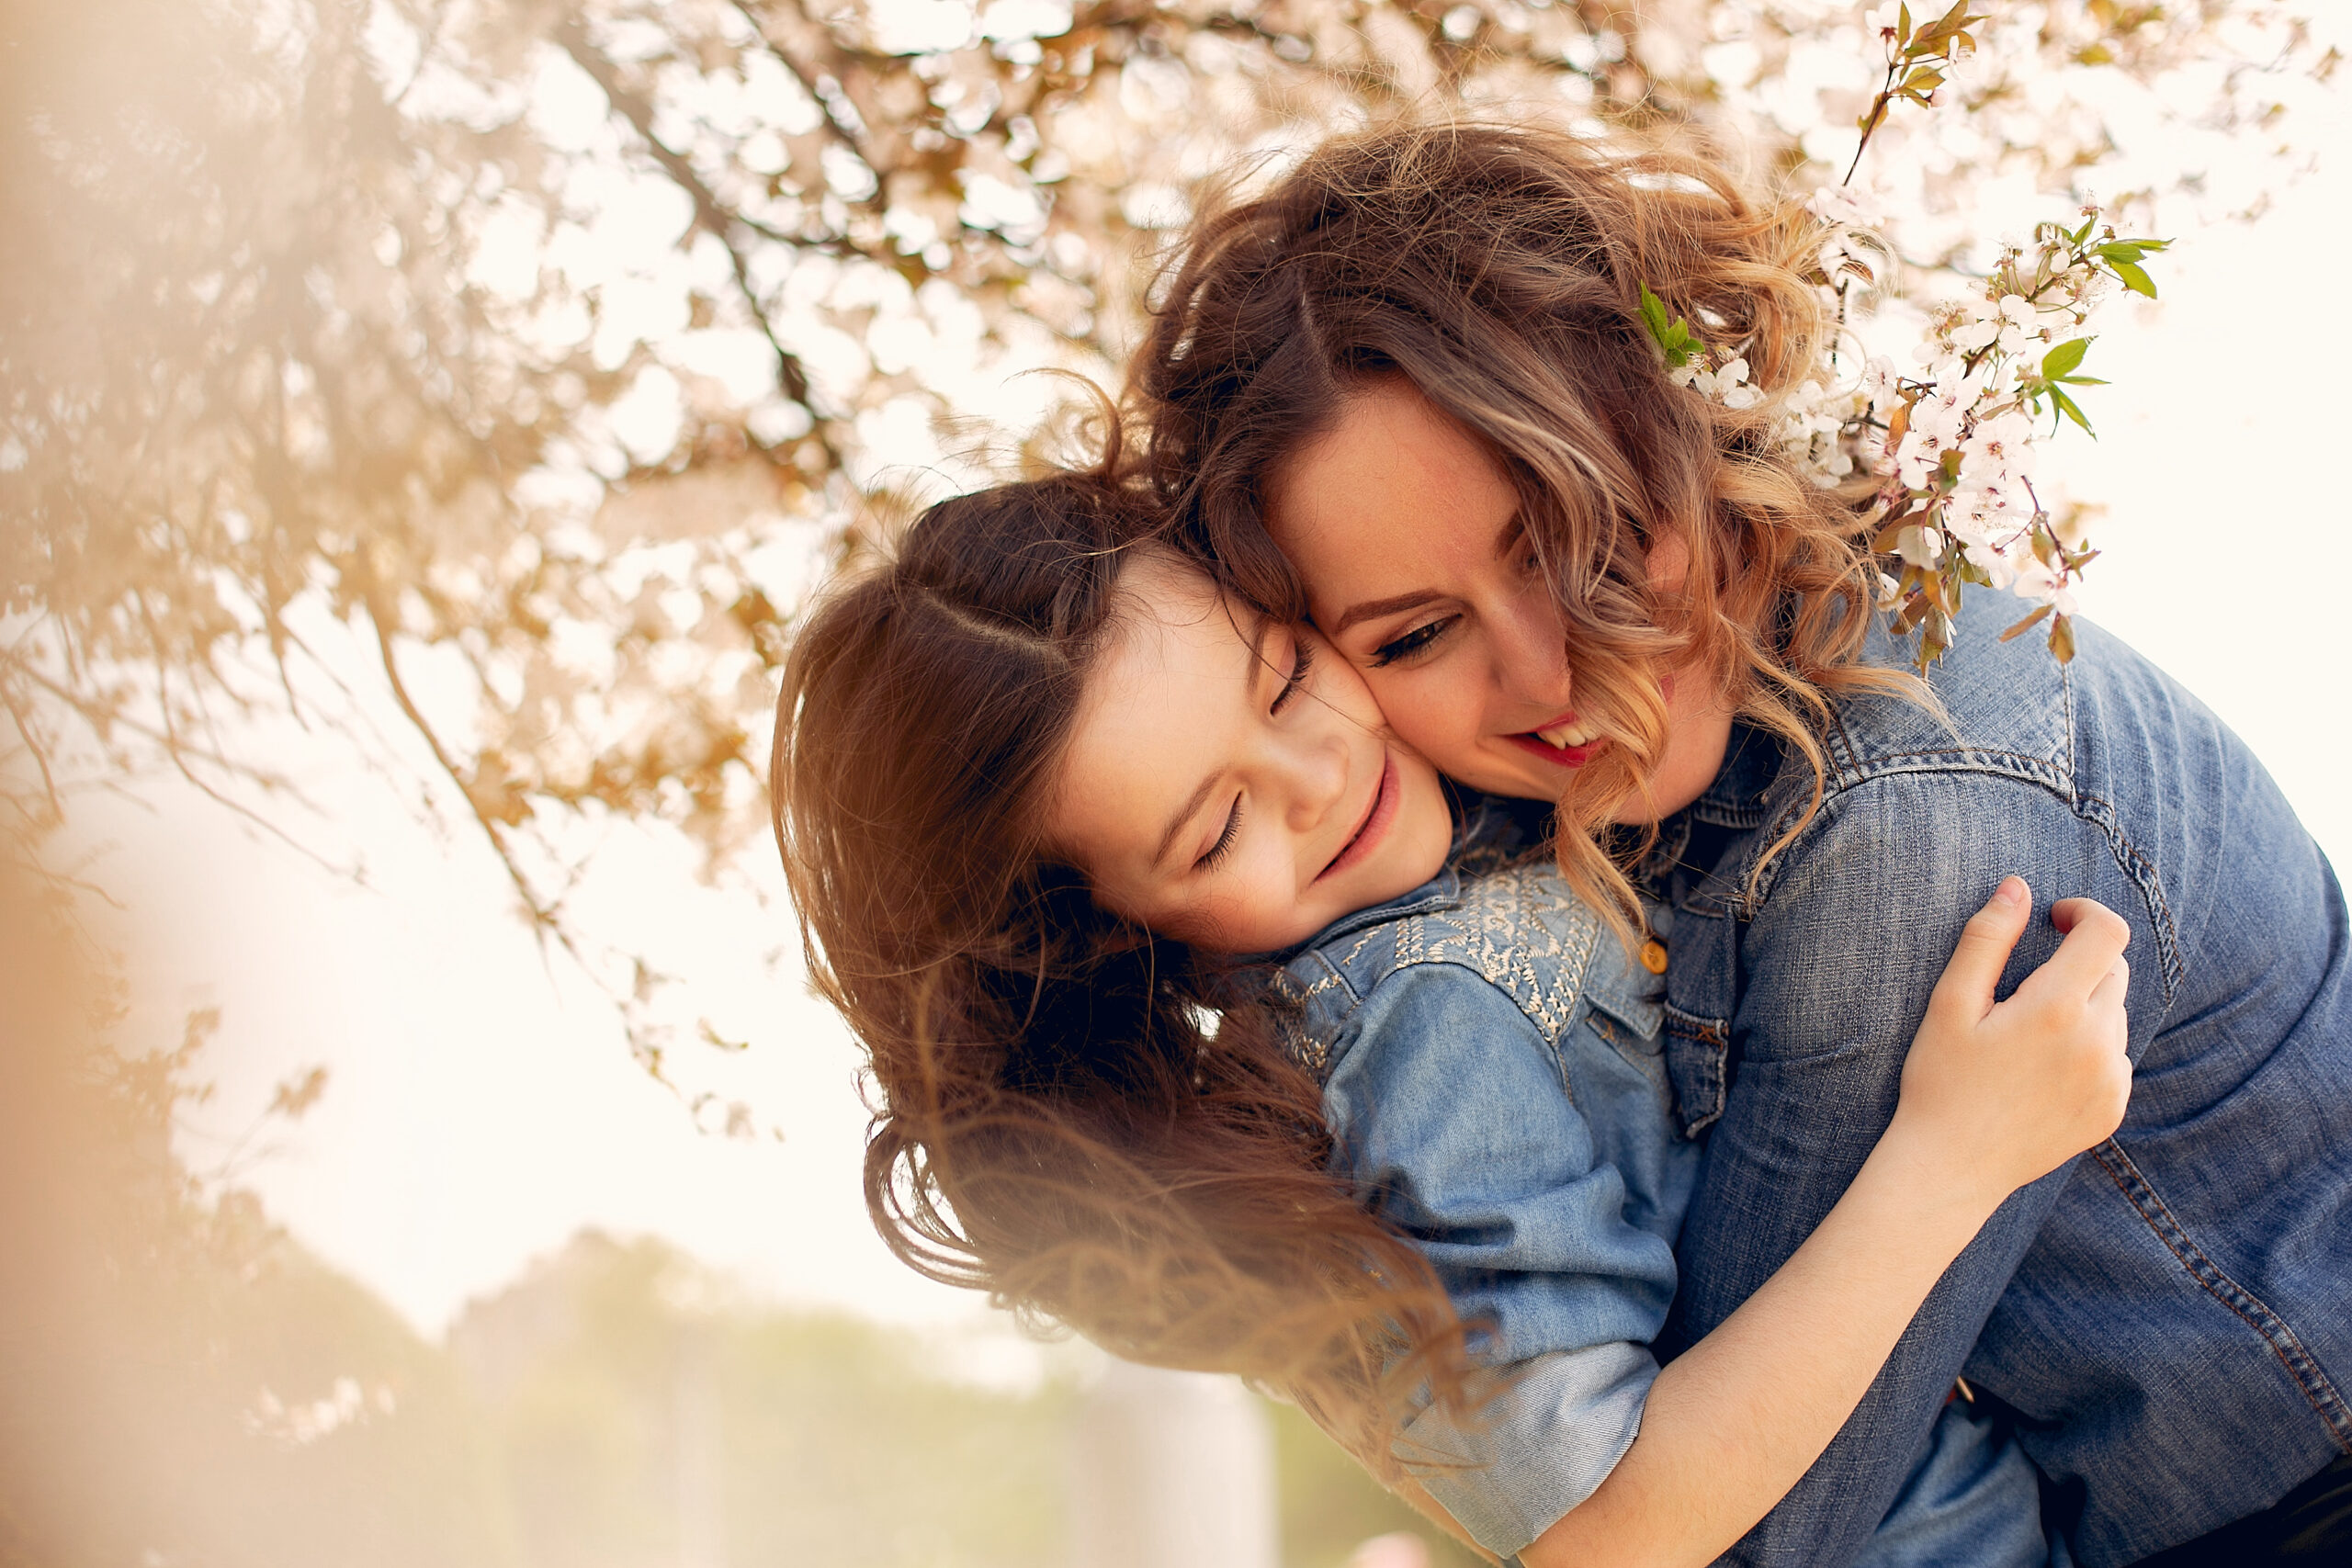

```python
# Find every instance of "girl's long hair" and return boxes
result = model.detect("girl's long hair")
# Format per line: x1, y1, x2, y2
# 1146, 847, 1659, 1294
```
1135, 118, 1913, 931
771, 442, 1471, 1474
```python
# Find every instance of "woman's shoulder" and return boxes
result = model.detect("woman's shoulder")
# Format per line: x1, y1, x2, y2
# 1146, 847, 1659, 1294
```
1809, 591, 2235, 807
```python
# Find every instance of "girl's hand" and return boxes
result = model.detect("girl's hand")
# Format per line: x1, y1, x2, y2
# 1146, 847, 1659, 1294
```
1889, 876, 2132, 1212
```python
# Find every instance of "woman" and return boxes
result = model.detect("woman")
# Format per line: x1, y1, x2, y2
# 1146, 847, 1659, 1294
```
1133, 120, 2352, 1567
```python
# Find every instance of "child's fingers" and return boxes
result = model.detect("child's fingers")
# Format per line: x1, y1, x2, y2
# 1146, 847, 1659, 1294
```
2088, 955, 2132, 1020
1928, 875, 2032, 1023
2036, 898, 2132, 998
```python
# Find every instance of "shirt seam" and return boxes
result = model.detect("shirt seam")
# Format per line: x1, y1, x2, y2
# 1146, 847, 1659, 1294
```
2091, 1137, 2352, 1453
1744, 768, 2186, 1006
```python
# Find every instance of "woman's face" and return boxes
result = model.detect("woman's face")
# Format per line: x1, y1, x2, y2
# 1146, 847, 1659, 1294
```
1263, 378, 1732, 817
1045, 549, 1453, 954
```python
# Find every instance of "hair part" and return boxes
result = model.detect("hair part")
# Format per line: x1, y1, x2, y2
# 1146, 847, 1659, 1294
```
1135, 117, 1919, 935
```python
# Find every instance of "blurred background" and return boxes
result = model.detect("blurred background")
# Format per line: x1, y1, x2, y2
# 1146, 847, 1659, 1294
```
1, 0, 2344, 1562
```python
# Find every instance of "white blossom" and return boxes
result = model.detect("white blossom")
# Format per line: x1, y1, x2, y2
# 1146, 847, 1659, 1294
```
1992, 294, 2041, 354
1808, 184, 1884, 231
1894, 524, 1943, 570
2009, 556, 2080, 616
1961, 409, 2035, 486
1860, 355, 1904, 411
1690, 356, 1762, 409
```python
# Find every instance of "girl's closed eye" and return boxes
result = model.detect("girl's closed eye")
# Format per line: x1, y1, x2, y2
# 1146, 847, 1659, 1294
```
1195, 798, 1242, 872
1373, 615, 1458, 668
1272, 636, 1315, 711
1194, 633, 1332, 868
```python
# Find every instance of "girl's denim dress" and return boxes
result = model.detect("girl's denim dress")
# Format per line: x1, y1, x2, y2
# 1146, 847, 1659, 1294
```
1273, 821, 2054, 1566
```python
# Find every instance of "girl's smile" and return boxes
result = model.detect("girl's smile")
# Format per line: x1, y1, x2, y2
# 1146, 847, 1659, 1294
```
1315, 751, 1401, 882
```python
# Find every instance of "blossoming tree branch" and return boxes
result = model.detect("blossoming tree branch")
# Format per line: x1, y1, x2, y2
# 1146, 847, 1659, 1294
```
1, 0, 2330, 1082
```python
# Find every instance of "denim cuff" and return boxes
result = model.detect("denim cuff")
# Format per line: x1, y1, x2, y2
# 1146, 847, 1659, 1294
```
1400, 1341, 1656, 1557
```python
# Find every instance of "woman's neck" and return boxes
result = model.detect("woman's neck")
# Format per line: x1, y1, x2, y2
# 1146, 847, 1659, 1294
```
1613, 667, 1736, 825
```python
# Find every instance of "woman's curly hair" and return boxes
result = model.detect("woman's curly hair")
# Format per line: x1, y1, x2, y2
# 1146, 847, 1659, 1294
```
1133, 117, 1913, 931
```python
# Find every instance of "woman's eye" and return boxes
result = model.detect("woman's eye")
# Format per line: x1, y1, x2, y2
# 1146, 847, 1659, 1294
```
1372, 616, 1457, 668
1271, 637, 1315, 713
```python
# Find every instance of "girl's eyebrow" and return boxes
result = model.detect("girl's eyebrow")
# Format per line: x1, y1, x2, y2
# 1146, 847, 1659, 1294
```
1153, 773, 1223, 870
1151, 626, 1263, 869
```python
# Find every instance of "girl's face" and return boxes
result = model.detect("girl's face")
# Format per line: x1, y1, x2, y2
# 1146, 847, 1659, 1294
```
1264, 378, 1733, 818
1046, 549, 1453, 954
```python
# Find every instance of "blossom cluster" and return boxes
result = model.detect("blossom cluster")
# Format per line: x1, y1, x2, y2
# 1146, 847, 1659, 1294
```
1850, 208, 2165, 666
1649, 1, 2167, 669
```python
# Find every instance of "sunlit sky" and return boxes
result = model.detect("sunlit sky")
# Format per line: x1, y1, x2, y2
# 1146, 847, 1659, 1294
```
79, 25, 2352, 1366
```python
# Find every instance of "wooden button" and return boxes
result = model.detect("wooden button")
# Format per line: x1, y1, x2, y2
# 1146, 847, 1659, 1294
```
1639, 939, 1669, 975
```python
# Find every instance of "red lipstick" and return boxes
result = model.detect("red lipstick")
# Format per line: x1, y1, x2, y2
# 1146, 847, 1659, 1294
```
1507, 710, 1608, 770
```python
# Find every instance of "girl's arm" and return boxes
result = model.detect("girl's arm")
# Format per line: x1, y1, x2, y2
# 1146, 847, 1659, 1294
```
1521, 877, 2132, 1568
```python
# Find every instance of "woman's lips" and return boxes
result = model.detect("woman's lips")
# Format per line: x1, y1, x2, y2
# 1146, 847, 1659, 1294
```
1318, 752, 1398, 881
1508, 732, 1607, 768
1508, 709, 1607, 769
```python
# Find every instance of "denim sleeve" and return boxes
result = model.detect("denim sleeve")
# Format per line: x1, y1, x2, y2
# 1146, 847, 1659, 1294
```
1666, 771, 2166, 1568
1323, 964, 1680, 1557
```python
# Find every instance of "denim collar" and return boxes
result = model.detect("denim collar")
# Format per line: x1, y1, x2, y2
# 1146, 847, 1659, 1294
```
1688, 722, 1782, 829
1288, 863, 1464, 953
1268, 795, 1530, 959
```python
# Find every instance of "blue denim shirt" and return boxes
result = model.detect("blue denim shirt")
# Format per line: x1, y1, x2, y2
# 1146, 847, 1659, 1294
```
1272, 823, 1693, 1554
1656, 590, 2352, 1567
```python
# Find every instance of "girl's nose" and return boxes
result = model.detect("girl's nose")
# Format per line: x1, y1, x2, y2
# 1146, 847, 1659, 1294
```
1283, 730, 1351, 829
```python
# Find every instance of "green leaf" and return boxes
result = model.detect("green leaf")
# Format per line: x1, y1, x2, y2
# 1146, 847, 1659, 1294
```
1910, 1, 1986, 51
2048, 385, 2096, 436
2040, 337, 2091, 379
2068, 214, 2097, 247
2111, 259, 2156, 298
1636, 281, 1705, 368
1903, 66, 1945, 92
2096, 241, 2145, 265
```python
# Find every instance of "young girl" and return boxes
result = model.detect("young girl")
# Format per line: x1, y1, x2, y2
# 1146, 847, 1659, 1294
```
1132, 118, 2352, 1568
771, 452, 2132, 1567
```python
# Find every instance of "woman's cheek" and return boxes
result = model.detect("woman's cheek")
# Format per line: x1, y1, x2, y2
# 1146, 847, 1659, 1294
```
1366, 667, 1479, 777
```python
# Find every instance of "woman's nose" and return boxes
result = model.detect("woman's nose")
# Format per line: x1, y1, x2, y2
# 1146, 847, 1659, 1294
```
1491, 592, 1575, 709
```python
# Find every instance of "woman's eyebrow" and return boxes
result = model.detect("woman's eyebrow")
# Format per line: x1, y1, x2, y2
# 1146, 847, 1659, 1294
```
1329, 590, 1440, 635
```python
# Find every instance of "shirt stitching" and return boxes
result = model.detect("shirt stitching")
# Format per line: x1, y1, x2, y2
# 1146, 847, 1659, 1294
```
2092, 1138, 2352, 1453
